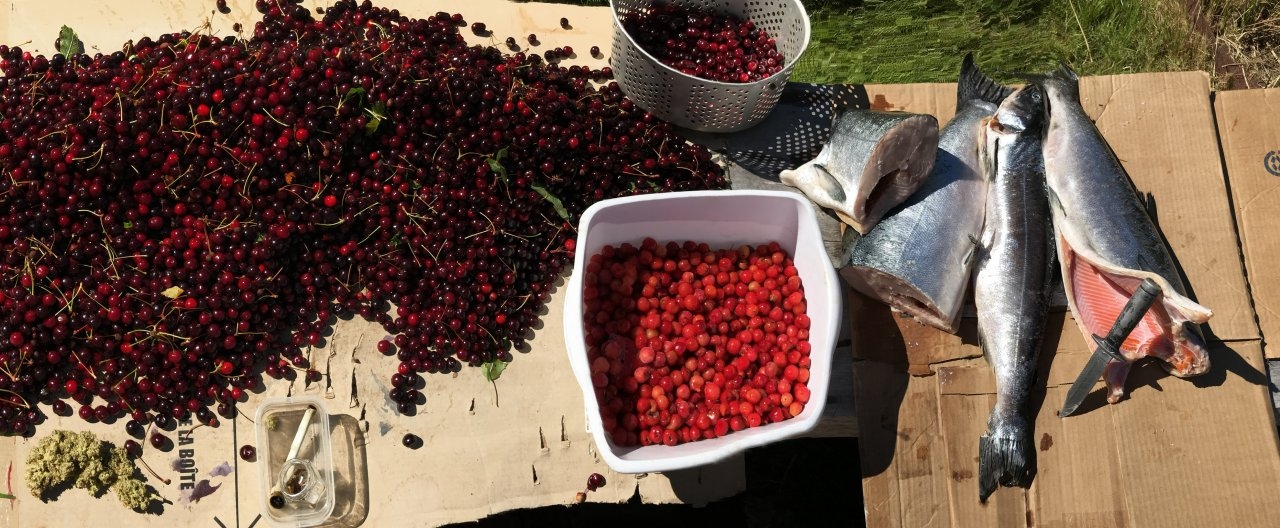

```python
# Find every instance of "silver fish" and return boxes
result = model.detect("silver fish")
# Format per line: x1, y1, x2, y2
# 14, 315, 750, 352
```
1038, 66, 1211, 403
840, 54, 1010, 333
973, 84, 1054, 503
780, 110, 939, 234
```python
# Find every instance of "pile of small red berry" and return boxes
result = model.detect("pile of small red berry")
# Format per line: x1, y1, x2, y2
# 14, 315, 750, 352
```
0, 0, 726, 437
582, 239, 812, 447
621, 2, 785, 83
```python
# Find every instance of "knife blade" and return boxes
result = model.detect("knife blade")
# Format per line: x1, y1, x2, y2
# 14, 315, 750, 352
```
1058, 278, 1162, 417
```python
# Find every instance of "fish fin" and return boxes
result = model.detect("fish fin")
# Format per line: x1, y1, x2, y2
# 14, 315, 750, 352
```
810, 164, 847, 205
957, 53, 1013, 108
1046, 186, 1065, 216
963, 233, 981, 266
975, 329, 987, 362
1056, 62, 1081, 82
1103, 360, 1132, 404
978, 417, 1035, 503
780, 163, 847, 208
839, 223, 861, 265
1144, 191, 1158, 226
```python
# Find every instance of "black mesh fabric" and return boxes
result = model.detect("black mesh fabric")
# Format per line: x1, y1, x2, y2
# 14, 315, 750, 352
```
713, 82, 871, 180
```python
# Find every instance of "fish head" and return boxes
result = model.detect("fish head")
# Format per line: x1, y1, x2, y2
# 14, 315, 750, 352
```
1028, 66, 1080, 143
978, 84, 1045, 159
978, 85, 1047, 183
992, 84, 1046, 136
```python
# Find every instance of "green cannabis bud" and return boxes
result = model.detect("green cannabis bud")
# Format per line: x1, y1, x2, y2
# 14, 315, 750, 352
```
113, 478, 159, 511
25, 430, 159, 512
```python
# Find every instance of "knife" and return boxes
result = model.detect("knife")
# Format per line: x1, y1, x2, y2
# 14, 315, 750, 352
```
1058, 278, 1162, 417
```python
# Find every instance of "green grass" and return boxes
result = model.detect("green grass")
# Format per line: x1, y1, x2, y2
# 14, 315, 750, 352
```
546, 0, 1277, 87
1201, 0, 1280, 87
793, 0, 1205, 85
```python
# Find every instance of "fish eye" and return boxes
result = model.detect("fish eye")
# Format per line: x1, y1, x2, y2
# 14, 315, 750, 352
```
1029, 90, 1044, 105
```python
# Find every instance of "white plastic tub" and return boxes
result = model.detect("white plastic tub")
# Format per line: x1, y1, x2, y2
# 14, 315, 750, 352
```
563, 190, 842, 473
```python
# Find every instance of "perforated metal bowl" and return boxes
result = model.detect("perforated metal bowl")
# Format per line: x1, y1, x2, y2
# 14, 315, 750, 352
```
609, 0, 811, 133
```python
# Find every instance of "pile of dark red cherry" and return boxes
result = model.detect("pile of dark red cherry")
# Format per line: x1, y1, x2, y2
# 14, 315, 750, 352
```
621, 2, 786, 83
0, 0, 725, 437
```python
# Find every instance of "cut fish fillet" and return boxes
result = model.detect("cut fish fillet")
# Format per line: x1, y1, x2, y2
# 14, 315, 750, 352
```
841, 266, 958, 333
1057, 231, 1212, 402
781, 111, 939, 235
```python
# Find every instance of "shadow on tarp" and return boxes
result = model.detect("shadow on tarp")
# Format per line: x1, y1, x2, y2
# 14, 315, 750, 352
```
654, 453, 748, 506
853, 288, 1272, 479
320, 413, 370, 528
679, 82, 871, 181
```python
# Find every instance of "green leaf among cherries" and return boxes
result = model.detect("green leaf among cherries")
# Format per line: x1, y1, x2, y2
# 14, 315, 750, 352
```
531, 184, 570, 221
56, 26, 84, 58
482, 358, 508, 382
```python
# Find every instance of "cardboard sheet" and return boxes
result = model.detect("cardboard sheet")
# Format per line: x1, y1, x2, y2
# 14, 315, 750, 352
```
934, 340, 1280, 527
853, 359, 950, 528
0, 1, 1269, 527
0, 1, 767, 527
860, 337, 1280, 527
0, 283, 752, 528
855, 74, 1280, 527
1214, 88, 1280, 357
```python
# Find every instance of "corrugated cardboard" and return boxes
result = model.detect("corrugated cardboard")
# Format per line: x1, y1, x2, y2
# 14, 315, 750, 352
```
0, 283, 752, 528
1214, 88, 1280, 357
933, 341, 1280, 527
860, 339, 1280, 527
0, 1, 765, 527
853, 359, 950, 528
856, 73, 1280, 527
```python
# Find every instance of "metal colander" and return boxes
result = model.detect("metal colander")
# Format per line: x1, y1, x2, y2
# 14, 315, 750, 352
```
608, 0, 811, 133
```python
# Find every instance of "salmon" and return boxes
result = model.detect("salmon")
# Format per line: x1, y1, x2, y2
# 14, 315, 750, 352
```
1037, 65, 1211, 403
839, 54, 1010, 333
973, 85, 1054, 502
780, 110, 939, 234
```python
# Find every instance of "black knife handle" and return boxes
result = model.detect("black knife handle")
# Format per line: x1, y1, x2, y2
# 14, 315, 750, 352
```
1105, 278, 1162, 345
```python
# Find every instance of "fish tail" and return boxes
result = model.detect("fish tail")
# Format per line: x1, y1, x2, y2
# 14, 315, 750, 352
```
957, 53, 1013, 109
978, 415, 1035, 502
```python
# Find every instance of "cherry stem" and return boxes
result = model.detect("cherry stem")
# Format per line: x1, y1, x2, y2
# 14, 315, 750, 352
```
135, 456, 171, 486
